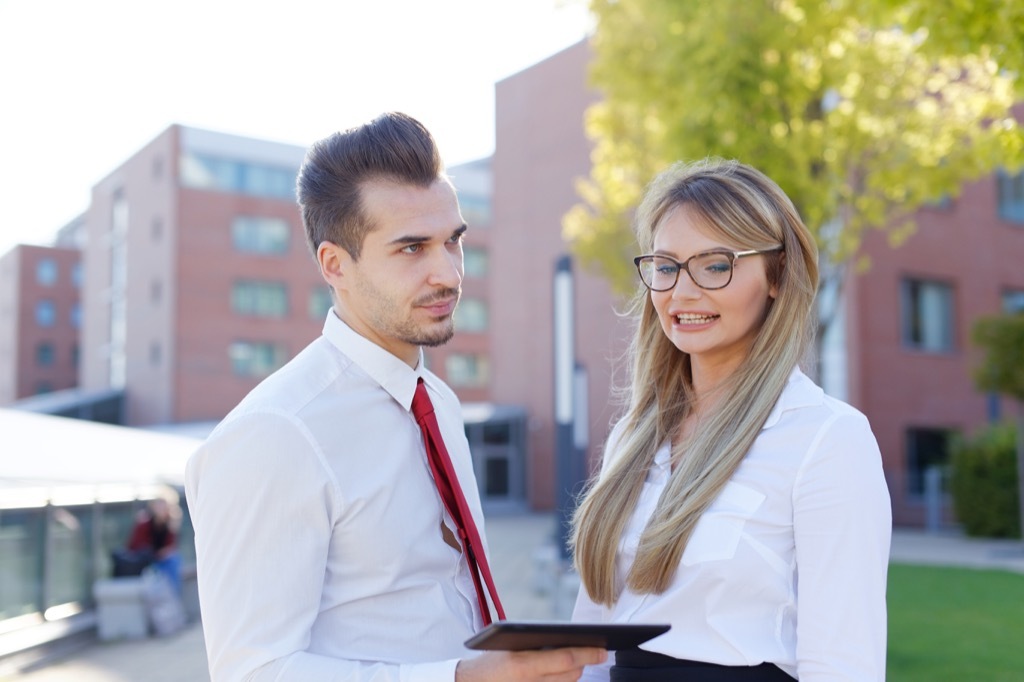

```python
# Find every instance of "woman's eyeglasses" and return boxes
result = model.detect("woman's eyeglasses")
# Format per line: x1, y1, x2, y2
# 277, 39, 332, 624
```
633, 245, 783, 291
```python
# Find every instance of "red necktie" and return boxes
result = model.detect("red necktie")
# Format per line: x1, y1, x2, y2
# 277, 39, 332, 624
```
412, 378, 506, 625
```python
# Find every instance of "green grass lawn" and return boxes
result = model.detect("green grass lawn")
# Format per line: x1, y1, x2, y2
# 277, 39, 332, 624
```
887, 564, 1024, 681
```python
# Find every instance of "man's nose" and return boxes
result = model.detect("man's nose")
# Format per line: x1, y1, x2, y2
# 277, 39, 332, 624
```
428, 247, 463, 288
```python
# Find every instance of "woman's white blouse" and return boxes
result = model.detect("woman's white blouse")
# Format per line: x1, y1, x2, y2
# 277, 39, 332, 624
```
573, 369, 892, 680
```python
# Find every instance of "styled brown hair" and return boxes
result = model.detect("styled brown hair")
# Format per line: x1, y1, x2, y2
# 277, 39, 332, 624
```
296, 112, 443, 260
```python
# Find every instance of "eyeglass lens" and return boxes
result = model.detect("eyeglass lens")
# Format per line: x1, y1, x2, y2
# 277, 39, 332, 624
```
639, 253, 733, 290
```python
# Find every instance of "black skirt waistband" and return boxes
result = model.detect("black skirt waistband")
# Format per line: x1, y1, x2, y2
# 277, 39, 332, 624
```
611, 649, 794, 682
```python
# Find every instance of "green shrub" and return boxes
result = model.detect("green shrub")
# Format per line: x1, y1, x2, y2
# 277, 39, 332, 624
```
949, 422, 1021, 539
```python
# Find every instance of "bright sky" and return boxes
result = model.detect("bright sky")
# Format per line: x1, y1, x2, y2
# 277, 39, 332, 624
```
0, 0, 592, 255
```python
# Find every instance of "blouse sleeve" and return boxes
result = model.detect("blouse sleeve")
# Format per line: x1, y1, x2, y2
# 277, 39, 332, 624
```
792, 410, 892, 680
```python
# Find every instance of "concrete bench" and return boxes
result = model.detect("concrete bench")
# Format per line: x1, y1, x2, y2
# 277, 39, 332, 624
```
93, 577, 148, 641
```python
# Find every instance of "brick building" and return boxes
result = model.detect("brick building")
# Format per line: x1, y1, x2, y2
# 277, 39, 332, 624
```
0, 244, 81, 404
75, 125, 495, 427
491, 40, 1024, 524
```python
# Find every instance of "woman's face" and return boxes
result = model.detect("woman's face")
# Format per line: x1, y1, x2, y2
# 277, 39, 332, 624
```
650, 205, 778, 379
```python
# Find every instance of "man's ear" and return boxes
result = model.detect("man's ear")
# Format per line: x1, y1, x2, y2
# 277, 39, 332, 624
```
317, 241, 351, 292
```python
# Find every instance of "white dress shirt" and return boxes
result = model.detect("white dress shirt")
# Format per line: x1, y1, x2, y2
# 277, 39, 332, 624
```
573, 369, 892, 681
185, 312, 489, 681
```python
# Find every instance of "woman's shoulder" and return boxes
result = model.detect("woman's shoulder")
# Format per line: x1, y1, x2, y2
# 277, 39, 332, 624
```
780, 368, 869, 422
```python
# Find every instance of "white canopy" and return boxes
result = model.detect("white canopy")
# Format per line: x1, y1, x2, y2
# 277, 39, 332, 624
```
0, 409, 202, 508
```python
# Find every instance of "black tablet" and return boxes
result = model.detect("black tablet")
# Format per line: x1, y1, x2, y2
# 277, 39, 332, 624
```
464, 621, 671, 651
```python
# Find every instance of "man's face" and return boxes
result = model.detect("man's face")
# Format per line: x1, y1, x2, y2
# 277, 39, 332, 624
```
332, 178, 465, 365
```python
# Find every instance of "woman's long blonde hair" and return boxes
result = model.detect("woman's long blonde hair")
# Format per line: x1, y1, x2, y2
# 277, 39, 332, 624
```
571, 158, 819, 604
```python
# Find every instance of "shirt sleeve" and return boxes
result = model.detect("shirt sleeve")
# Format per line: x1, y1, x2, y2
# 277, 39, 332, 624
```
792, 410, 892, 680
185, 410, 459, 682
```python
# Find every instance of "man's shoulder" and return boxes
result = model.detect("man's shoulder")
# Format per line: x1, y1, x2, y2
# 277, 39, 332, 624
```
218, 337, 354, 428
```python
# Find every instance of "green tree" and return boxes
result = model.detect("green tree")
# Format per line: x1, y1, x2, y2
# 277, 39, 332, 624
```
564, 0, 1024, 296
972, 313, 1024, 539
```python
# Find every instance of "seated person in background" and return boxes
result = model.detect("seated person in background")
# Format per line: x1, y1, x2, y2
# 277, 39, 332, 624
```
126, 496, 182, 595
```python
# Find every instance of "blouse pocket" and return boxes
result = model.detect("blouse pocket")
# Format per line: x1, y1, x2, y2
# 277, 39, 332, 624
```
681, 481, 766, 566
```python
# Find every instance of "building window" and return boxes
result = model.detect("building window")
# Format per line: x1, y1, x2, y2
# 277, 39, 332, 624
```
445, 353, 489, 388
71, 262, 82, 289
35, 300, 56, 327
152, 156, 164, 180
996, 168, 1024, 223
151, 279, 162, 304
459, 194, 491, 226
229, 341, 288, 378
36, 342, 55, 366
243, 164, 296, 200
231, 281, 288, 317
309, 287, 333, 320
454, 298, 488, 333
232, 216, 290, 255
71, 344, 79, 369
180, 152, 298, 201
1002, 289, 1024, 313
901, 279, 954, 353
150, 342, 162, 366
70, 303, 81, 329
906, 428, 953, 498
463, 246, 488, 278
36, 259, 58, 286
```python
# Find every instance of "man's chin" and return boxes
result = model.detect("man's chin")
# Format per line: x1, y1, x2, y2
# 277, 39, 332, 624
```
412, 321, 455, 348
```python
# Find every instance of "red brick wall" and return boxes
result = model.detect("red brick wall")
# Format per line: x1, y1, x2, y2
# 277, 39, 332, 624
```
493, 41, 634, 509
848, 173, 1024, 525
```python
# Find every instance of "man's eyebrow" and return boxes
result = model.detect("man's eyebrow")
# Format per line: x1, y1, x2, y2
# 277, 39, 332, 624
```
388, 224, 468, 246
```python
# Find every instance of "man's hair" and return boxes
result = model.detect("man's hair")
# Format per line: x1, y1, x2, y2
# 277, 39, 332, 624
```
572, 158, 820, 604
296, 112, 443, 260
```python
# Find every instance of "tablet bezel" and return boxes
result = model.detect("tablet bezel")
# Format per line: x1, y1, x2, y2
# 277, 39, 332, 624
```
464, 621, 671, 651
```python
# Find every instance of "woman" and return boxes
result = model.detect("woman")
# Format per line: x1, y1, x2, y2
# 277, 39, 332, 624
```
571, 159, 891, 680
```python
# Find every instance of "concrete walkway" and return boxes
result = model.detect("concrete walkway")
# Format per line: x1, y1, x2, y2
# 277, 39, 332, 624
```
4, 514, 1023, 681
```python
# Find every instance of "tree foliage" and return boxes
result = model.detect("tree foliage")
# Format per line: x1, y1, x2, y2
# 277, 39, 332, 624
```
565, 0, 1024, 293
972, 313, 1024, 400
971, 313, 1024, 541
950, 422, 1021, 538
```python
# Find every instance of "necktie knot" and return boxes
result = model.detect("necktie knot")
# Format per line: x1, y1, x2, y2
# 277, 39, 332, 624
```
412, 378, 435, 422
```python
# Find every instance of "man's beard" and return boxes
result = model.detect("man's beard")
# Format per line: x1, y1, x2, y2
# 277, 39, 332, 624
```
395, 287, 460, 348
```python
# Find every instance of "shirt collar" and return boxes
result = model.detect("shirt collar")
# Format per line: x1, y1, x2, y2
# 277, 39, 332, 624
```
322, 311, 426, 411
761, 367, 823, 429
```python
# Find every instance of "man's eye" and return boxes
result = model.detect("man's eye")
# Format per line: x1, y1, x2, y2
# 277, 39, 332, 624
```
448, 232, 465, 244
401, 244, 423, 254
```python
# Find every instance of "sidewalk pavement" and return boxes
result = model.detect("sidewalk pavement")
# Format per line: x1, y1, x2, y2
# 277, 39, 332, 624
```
5, 514, 1024, 682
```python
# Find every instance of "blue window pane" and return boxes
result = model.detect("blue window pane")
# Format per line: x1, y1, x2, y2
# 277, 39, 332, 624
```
35, 300, 56, 327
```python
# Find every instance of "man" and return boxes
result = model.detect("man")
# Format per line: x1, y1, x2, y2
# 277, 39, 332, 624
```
185, 112, 605, 681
